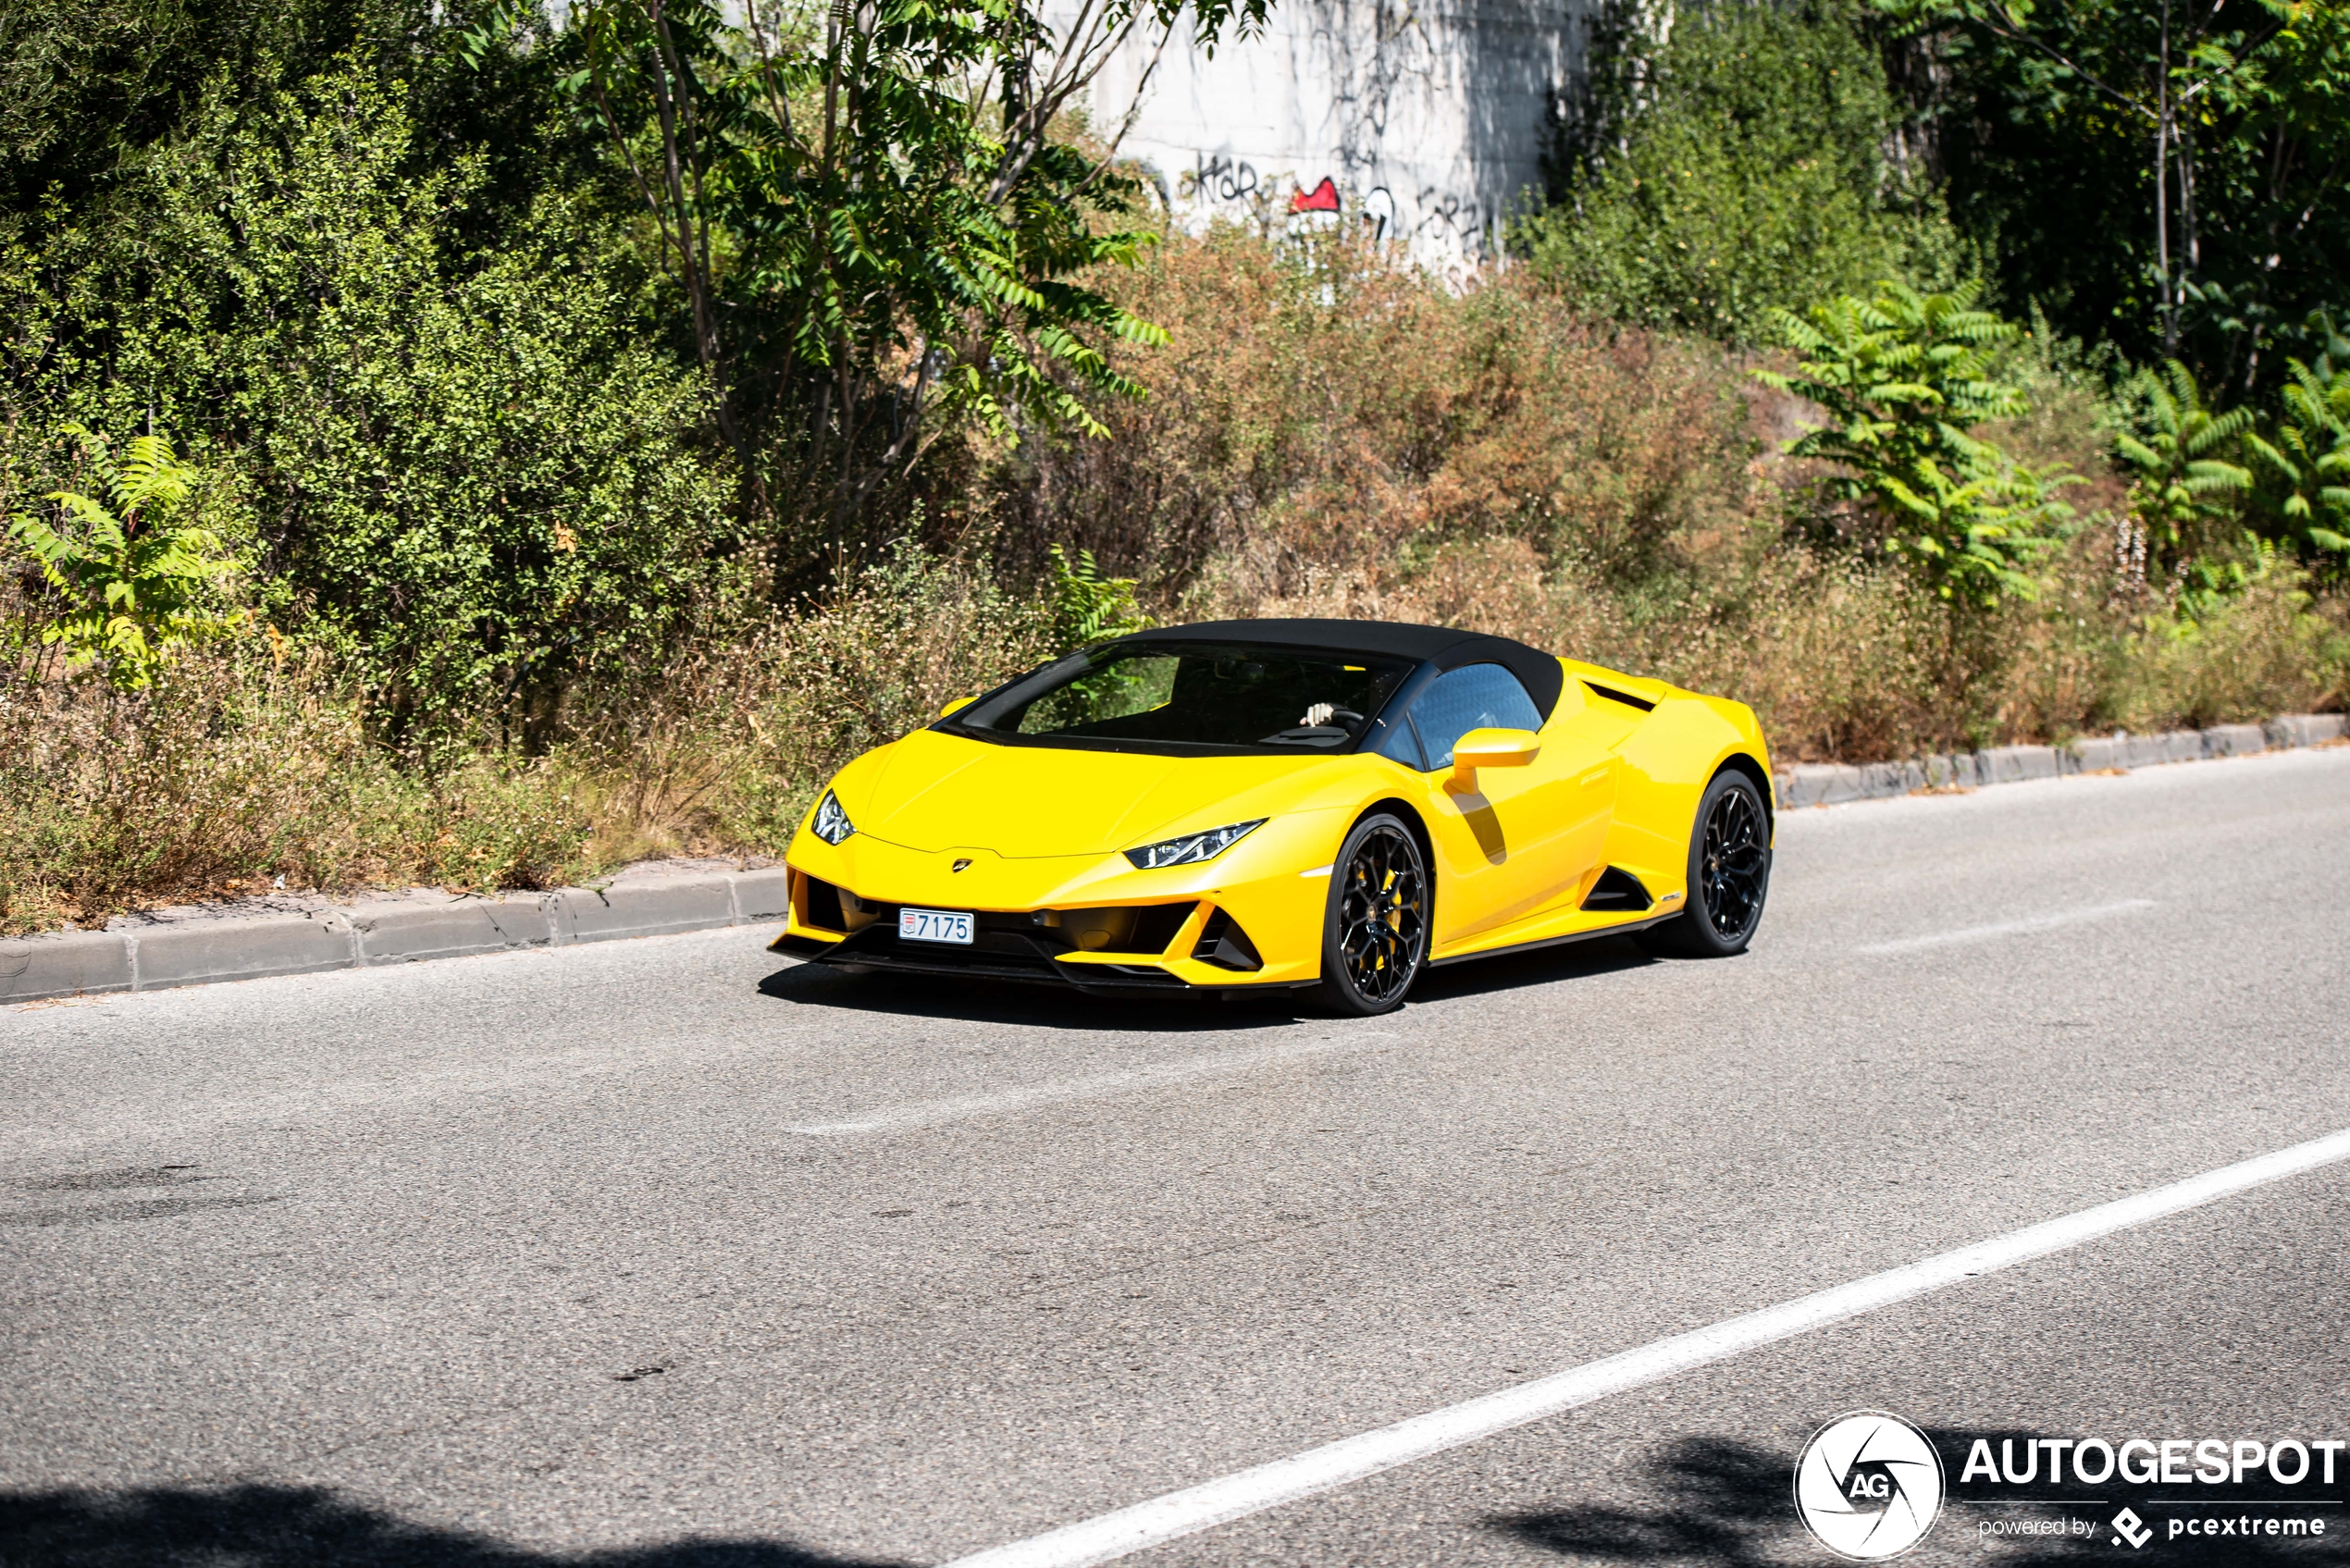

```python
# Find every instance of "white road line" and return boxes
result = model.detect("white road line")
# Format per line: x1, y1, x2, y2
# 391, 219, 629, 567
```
788, 1032, 1392, 1136
942, 1122, 2350, 1568
1856, 898, 2157, 955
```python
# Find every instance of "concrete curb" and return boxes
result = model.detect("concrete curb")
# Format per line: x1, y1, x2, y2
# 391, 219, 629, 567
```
1, 867, 798, 1006
4, 717, 2341, 1006
1772, 712, 2344, 810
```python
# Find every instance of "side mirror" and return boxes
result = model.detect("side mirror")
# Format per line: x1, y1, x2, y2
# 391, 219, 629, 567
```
1450, 726, 1540, 787
940, 696, 978, 718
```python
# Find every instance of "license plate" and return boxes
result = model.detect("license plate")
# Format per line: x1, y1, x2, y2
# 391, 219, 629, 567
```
897, 907, 975, 945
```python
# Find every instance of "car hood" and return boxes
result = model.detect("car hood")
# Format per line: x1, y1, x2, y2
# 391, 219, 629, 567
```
841, 729, 1337, 857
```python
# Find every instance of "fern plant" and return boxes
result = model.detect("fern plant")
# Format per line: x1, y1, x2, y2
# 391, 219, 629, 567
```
1046, 545, 1149, 652
6, 426, 240, 686
1874, 450, 2079, 606
2114, 360, 2254, 574
2245, 358, 2350, 562
1757, 280, 2073, 605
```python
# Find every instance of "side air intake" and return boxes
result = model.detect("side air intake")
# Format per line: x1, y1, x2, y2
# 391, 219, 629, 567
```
1193, 908, 1264, 971
1580, 866, 1654, 912
1584, 681, 1656, 712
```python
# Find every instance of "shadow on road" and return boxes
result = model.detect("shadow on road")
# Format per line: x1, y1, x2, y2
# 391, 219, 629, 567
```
755, 960, 1305, 1031
1494, 1435, 1790, 1566
0, 1483, 913, 1568
757, 933, 1663, 1029
1490, 1429, 2350, 1565
1408, 935, 1656, 1003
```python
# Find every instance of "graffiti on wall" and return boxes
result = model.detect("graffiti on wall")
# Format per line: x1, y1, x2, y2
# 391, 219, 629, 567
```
1177, 145, 1494, 261
1289, 177, 1342, 214
1282, 173, 1479, 249
1185, 153, 1262, 204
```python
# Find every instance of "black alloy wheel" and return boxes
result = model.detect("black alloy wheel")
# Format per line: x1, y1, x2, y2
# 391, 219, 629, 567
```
1699, 777, 1768, 940
1316, 812, 1429, 1016
1639, 771, 1771, 958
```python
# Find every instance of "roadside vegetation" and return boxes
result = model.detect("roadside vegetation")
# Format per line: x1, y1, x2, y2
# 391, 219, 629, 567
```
5, 0, 2346, 932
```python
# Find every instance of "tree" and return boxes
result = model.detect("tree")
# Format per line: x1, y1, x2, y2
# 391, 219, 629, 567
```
2246, 354, 2350, 557
1877, 0, 2350, 380
469, 0, 1269, 577
1045, 543, 1147, 651
2113, 358, 2253, 583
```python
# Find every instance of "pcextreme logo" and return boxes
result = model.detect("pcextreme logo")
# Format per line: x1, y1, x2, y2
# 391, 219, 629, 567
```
1793, 1411, 1947, 1561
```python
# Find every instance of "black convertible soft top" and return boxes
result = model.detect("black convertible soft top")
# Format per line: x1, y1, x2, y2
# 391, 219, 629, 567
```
1102, 619, 1568, 722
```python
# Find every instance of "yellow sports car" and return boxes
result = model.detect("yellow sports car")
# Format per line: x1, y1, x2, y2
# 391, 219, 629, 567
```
771, 619, 1773, 1015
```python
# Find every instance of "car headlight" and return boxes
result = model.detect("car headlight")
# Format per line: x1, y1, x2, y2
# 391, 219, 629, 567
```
810, 790, 855, 846
1124, 819, 1265, 870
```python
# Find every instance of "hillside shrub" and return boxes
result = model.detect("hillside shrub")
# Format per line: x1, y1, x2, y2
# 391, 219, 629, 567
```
1007, 232, 2344, 760
0, 543, 1056, 933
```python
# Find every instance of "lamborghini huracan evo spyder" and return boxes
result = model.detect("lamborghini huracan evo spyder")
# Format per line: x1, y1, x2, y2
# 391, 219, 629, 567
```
769, 619, 1775, 1016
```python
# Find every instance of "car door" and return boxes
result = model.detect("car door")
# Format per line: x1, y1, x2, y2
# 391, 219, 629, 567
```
1384, 663, 1618, 945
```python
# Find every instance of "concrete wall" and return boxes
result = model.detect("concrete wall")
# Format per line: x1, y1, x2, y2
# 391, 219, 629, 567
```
1071, 0, 1581, 266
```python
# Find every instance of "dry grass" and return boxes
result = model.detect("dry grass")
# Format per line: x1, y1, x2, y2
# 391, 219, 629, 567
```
554, 543, 1057, 867
983, 228, 1762, 599
2104, 569, 2350, 730
0, 547, 1052, 934
0, 650, 592, 933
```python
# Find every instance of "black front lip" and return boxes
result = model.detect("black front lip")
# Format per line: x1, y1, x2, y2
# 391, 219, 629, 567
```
791, 925, 1193, 992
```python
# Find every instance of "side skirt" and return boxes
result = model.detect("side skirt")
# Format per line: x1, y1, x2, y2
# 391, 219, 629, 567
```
1427, 908, 1680, 969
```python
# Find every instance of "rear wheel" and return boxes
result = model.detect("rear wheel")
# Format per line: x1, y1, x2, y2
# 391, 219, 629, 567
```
1639, 771, 1771, 957
1315, 813, 1429, 1016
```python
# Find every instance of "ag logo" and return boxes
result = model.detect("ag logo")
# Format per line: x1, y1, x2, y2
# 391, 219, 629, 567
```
1792, 1411, 1945, 1560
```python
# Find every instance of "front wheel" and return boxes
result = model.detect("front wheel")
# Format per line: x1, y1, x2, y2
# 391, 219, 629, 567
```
1639, 770, 1771, 958
1315, 813, 1430, 1016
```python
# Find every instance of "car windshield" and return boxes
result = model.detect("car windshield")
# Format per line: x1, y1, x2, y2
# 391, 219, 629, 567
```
954, 642, 1415, 753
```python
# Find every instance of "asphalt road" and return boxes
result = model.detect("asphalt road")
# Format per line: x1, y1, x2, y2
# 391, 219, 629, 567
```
5, 747, 2348, 1568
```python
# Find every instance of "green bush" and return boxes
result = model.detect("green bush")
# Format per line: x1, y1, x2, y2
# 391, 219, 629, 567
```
3, 62, 739, 744
1519, 0, 1957, 342
2114, 360, 2254, 583
1046, 545, 1150, 652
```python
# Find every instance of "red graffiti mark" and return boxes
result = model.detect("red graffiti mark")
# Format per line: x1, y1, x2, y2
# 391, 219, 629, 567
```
1289, 177, 1340, 214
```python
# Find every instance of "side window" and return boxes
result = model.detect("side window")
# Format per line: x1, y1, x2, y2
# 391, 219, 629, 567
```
1402, 663, 1541, 771
1368, 711, 1425, 769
